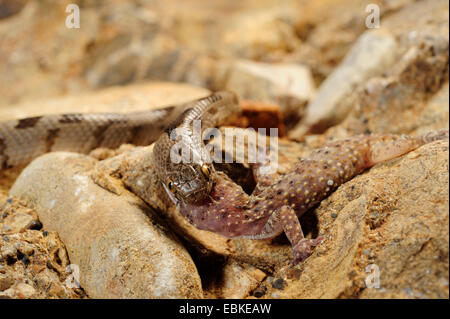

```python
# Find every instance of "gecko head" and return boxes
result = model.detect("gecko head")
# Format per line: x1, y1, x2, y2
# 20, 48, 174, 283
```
163, 162, 216, 204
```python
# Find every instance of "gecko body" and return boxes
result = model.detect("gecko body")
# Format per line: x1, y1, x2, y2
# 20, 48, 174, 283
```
179, 130, 448, 264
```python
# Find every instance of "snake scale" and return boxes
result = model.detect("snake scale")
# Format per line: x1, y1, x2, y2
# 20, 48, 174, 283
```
0, 91, 240, 203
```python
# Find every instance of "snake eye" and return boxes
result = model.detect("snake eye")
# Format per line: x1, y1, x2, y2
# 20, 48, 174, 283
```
166, 179, 175, 192
201, 163, 212, 178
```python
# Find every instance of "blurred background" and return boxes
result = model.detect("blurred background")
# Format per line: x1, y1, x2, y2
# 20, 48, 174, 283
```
0, 0, 448, 135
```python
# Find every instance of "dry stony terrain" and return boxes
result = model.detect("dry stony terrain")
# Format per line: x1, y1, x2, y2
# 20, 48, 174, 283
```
0, 0, 448, 298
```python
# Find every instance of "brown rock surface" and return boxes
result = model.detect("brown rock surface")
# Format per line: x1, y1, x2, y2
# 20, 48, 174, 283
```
0, 0, 303, 107
0, 198, 84, 299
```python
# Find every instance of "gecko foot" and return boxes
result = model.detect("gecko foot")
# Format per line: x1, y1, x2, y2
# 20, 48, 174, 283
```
291, 236, 324, 265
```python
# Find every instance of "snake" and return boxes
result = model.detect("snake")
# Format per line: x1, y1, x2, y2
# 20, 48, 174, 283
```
0, 91, 241, 204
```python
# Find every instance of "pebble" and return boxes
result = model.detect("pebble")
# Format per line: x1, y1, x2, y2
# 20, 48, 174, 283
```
272, 278, 286, 290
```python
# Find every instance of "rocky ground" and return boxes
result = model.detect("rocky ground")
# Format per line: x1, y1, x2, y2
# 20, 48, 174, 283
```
0, 0, 448, 298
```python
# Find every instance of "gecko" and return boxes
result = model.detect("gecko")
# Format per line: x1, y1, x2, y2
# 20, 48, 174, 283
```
173, 130, 449, 264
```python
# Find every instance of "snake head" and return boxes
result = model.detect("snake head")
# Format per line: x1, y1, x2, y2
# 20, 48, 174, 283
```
163, 162, 216, 204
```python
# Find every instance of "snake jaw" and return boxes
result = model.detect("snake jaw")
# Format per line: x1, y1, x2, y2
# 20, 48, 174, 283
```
150, 91, 240, 205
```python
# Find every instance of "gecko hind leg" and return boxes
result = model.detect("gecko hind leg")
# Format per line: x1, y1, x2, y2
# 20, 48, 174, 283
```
277, 205, 324, 265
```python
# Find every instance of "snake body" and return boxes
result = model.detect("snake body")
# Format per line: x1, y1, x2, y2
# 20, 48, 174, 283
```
0, 91, 241, 203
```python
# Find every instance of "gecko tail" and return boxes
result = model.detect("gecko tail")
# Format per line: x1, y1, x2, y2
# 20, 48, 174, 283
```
366, 129, 448, 167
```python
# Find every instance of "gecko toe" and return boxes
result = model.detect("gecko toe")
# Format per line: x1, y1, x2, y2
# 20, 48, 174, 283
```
291, 236, 325, 265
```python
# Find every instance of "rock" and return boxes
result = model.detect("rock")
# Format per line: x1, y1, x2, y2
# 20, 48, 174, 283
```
262, 140, 449, 299
1, 211, 36, 234
225, 60, 315, 127
0, 273, 13, 291
415, 83, 450, 135
0, 0, 448, 300
290, 30, 398, 137
0, 0, 302, 107
207, 262, 267, 299
330, 63, 449, 140
14, 282, 36, 298
0, 0, 28, 19
286, 0, 417, 83
237, 100, 286, 136
290, 0, 449, 139
1, 282, 37, 298
182, 55, 232, 92
10, 152, 203, 298
0, 228, 83, 299
218, 8, 302, 60
0, 243, 16, 260
271, 278, 285, 290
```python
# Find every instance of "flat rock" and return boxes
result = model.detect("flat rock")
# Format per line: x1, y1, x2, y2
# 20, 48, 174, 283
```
0, 82, 209, 122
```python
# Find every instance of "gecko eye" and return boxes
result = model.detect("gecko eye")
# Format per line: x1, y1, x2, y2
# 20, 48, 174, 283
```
201, 163, 212, 178
166, 179, 175, 192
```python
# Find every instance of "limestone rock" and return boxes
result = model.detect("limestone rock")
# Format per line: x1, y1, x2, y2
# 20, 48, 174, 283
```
327, 56, 449, 139
218, 8, 301, 60
10, 152, 203, 299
